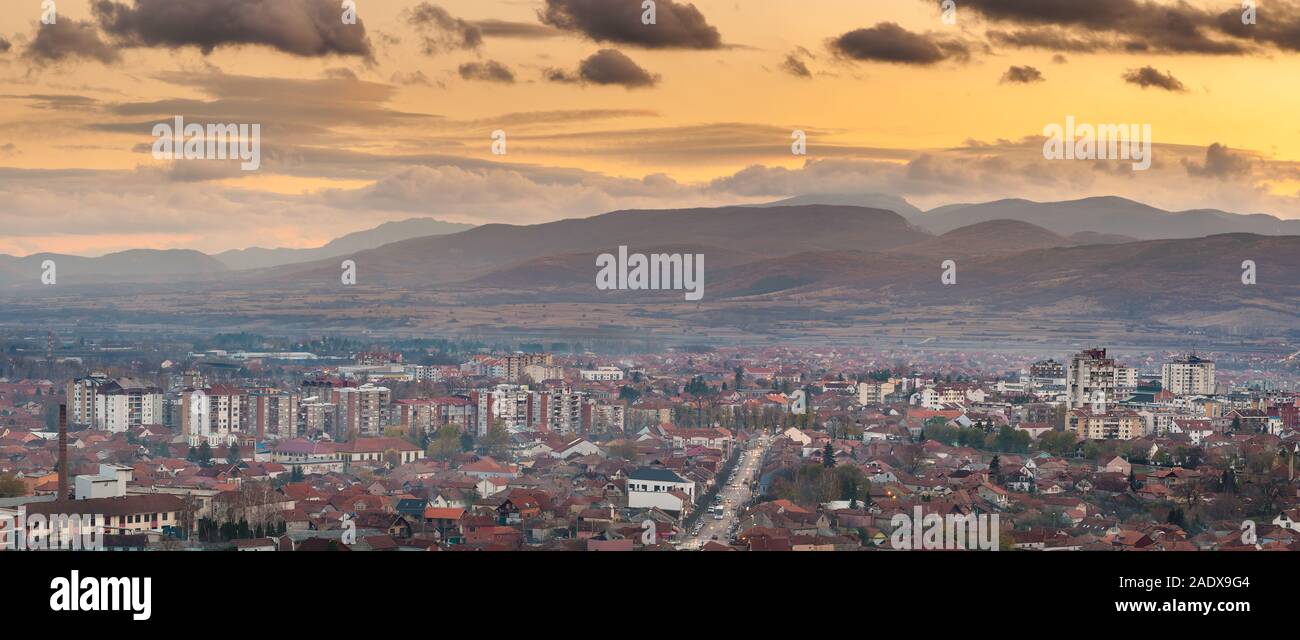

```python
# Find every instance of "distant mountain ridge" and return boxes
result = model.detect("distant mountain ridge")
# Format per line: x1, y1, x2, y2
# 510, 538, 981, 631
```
0, 249, 227, 286
254, 204, 932, 286
763, 193, 1300, 240
213, 217, 475, 270
916, 196, 1300, 239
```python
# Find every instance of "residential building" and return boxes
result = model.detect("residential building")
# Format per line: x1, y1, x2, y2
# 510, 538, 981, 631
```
1162, 354, 1216, 396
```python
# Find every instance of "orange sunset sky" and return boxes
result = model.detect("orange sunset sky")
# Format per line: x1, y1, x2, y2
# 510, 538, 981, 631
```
2, 0, 1300, 255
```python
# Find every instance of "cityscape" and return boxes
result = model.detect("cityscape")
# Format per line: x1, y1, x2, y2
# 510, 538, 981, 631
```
1, 338, 1297, 552
0, 0, 1297, 571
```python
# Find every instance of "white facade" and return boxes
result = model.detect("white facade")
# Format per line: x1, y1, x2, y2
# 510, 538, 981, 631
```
580, 367, 624, 382
626, 468, 695, 512
74, 464, 132, 500
1066, 349, 1136, 410
1162, 357, 1216, 395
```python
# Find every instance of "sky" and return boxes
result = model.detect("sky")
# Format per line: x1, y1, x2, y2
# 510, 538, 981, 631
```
2, 0, 1300, 256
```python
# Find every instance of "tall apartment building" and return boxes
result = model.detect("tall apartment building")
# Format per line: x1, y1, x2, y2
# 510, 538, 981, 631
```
591, 403, 625, 434
534, 386, 589, 435
1066, 348, 1137, 410
334, 383, 391, 442
857, 380, 895, 405
1162, 354, 1216, 396
1067, 407, 1145, 440
504, 353, 553, 382
66, 373, 109, 426
94, 378, 164, 433
248, 388, 300, 439
395, 396, 476, 437
473, 384, 532, 436
523, 363, 565, 382
181, 384, 246, 446
298, 398, 336, 436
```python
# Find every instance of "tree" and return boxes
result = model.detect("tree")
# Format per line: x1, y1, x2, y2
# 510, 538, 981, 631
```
0, 474, 26, 498
427, 426, 461, 461
198, 441, 214, 467
227, 441, 241, 465
478, 420, 509, 457
991, 426, 1031, 453
1166, 507, 1187, 529
1037, 431, 1078, 457
618, 385, 641, 404
989, 455, 1001, 478
833, 465, 868, 503
1221, 467, 1237, 493
822, 443, 835, 468
290, 466, 304, 482
733, 367, 745, 390
685, 376, 710, 397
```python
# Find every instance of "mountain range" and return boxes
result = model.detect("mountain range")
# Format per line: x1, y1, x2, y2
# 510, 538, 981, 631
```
0, 218, 472, 286
212, 217, 475, 270
0, 197, 1296, 333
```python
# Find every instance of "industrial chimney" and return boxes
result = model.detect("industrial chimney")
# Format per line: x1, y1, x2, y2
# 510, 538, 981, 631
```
58, 403, 68, 500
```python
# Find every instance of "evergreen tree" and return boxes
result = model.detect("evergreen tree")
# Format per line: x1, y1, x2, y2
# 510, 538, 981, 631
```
822, 443, 835, 468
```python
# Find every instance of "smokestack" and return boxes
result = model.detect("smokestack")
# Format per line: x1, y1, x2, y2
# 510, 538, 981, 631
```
58, 404, 68, 500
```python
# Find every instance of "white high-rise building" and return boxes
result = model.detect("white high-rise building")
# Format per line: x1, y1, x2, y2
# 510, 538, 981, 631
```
1162, 354, 1216, 396
473, 384, 531, 435
1066, 348, 1137, 410
94, 379, 164, 433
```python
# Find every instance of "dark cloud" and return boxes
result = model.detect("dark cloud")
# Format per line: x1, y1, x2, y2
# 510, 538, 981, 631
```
91, 0, 372, 57
458, 60, 516, 84
1000, 65, 1043, 83
545, 49, 659, 88
23, 19, 121, 66
829, 22, 968, 65
538, 0, 722, 49
1213, 2, 1300, 53
987, 28, 1107, 52
1184, 143, 1252, 179
781, 54, 812, 78
390, 70, 434, 87
1122, 66, 1186, 91
404, 2, 482, 54
0, 94, 100, 110
958, 0, 1250, 55
473, 20, 563, 39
